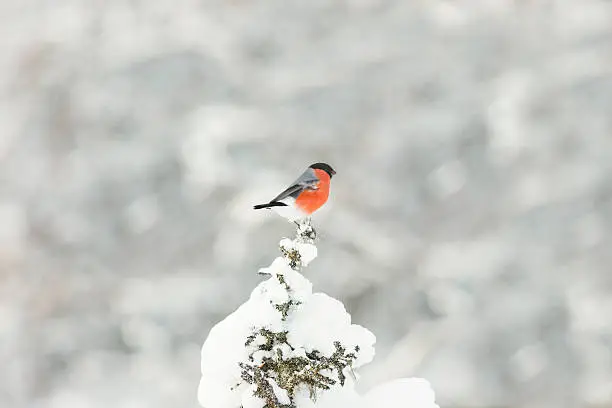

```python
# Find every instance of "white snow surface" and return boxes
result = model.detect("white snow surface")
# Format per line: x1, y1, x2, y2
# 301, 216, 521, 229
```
279, 238, 318, 266
293, 377, 439, 408
269, 379, 291, 405
198, 236, 438, 408
288, 293, 375, 364
241, 385, 265, 408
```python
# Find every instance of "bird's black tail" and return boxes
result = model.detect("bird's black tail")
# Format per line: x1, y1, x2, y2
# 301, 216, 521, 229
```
253, 201, 288, 210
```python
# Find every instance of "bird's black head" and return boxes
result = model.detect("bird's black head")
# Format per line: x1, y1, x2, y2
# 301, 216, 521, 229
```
309, 162, 336, 178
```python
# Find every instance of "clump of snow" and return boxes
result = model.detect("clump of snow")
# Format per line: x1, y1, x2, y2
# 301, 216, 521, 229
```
258, 256, 293, 277
198, 222, 439, 408
269, 379, 291, 405
291, 377, 439, 408
242, 385, 265, 408
257, 258, 313, 303
291, 385, 360, 408
280, 238, 318, 266
289, 293, 375, 365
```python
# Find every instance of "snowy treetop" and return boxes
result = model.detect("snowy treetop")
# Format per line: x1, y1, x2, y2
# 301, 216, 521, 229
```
198, 222, 439, 408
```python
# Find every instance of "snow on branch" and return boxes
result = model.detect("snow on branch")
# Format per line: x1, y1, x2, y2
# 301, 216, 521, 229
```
198, 220, 439, 408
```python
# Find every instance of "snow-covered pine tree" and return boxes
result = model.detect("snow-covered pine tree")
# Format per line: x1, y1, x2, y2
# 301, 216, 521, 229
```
198, 221, 439, 408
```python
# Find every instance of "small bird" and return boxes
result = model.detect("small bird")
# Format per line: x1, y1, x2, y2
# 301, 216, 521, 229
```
253, 163, 336, 222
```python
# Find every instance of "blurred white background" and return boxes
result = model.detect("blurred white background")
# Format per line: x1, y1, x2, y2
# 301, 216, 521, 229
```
1, 1, 611, 407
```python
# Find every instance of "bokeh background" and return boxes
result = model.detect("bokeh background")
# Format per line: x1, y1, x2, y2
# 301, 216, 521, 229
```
2, 1, 612, 407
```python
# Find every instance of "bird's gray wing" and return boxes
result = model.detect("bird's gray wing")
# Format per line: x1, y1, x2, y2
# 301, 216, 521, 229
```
270, 168, 319, 202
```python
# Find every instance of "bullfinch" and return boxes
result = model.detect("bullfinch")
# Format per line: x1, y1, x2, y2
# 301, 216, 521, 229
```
253, 163, 336, 222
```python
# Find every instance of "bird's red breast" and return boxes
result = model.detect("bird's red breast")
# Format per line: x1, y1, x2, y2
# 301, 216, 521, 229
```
295, 168, 331, 215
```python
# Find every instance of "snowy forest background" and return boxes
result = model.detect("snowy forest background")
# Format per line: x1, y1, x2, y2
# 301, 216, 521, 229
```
1, 1, 612, 408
